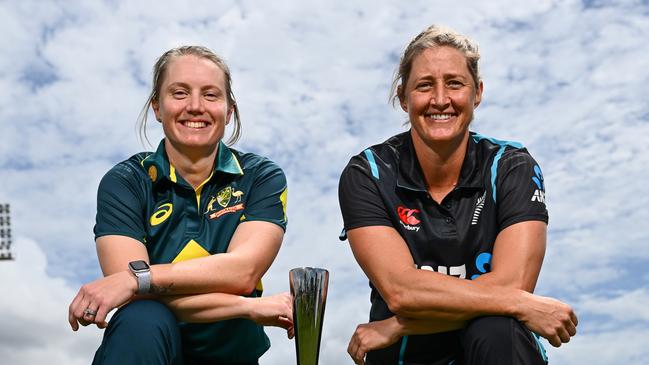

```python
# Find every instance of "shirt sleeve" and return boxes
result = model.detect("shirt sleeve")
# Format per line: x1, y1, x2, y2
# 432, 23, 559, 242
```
240, 159, 288, 231
94, 161, 148, 243
338, 155, 393, 230
496, 148, 549, 231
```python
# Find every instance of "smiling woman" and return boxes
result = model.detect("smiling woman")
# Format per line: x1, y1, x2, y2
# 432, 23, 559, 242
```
68, 46, 292, 365
339, 25, 578, 365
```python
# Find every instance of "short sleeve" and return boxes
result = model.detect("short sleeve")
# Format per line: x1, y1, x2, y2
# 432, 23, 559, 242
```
338, 156, 393, 230
241, 160, 288, 231
94, 161, 148, 243
496, 149, 549, 231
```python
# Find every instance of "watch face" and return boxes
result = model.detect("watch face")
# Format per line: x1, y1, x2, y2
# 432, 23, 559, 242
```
129, 260, 149, 271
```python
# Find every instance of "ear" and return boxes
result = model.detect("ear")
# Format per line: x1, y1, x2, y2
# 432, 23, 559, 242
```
225, 104, 234, 125
398, 85, 408, 112
474, 81, 484, 108
152, 99, 162, 122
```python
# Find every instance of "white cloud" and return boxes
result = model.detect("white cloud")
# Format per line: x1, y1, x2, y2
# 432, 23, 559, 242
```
1, 0, 648, 363
0, 238, 103, 365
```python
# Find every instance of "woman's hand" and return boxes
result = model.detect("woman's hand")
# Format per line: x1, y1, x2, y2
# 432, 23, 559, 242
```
68, 270, 137, 331
516, 291, 578, 347
246, 292, 294, 338
347, 317, 402, 365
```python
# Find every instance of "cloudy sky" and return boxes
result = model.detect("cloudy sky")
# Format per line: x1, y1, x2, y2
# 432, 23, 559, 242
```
1, 0, 648, 363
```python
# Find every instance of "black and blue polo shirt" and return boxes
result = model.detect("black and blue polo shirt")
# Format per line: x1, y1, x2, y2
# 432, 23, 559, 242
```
338, 131, 548, 365
94, 139, 288, 362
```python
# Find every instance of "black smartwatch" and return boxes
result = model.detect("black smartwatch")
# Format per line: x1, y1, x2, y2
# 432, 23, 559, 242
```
128, 260, 151, 294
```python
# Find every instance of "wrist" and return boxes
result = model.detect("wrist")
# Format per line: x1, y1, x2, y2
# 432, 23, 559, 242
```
128, 260, 151, 295
240, 296, 257, 321
508, 289, 529, 320
391, 316, 408, 338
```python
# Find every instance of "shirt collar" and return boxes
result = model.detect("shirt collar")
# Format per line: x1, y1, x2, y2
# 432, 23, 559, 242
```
396, 130, 483, 192
141, 139, 244, 185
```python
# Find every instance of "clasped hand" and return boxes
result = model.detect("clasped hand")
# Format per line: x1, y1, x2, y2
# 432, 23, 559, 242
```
68, 271, 137, 331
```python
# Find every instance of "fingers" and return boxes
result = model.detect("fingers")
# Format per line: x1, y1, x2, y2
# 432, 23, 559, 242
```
68, 289, 91, 331
347, 326, 367, 365
570, 310, 578, 327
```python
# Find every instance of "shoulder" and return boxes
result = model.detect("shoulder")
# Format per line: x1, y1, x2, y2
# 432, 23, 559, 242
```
230, 149, 287, 186
469, 132, 537, 168
341, 132, 408, 178
100, 152, 152, 190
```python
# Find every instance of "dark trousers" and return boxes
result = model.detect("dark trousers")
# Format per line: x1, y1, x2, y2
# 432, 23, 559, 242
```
92, 300, 258, 365
456, 316, 548, 365
367, 316, 547, 365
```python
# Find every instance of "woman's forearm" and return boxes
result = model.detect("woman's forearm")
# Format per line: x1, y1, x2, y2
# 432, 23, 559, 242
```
161, 291, 293, 329
160, 293, 252, 323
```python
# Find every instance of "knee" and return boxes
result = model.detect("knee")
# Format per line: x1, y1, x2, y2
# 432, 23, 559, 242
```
107, 300, 179, 338
462, 316, 516, 350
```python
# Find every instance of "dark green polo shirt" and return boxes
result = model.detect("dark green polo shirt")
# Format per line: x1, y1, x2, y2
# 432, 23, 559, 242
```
94, 139, 288, 362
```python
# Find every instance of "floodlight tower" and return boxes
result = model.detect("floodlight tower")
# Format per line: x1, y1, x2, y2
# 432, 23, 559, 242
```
0, 204, 13, 261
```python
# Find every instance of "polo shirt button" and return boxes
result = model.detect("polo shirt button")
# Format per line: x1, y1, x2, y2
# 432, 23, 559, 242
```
445, 217, 453, 224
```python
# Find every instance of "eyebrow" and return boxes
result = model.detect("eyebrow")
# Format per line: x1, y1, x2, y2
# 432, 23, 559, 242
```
167, 82, 223, 91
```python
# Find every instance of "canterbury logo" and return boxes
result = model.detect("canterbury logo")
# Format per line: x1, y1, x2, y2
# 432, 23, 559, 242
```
150, 203, 173, 226
397, 206, 421, 225
471, 192, 486, 225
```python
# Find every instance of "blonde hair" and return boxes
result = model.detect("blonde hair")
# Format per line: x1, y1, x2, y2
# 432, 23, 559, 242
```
137, 46, 241, 146
391, 24, 481, 105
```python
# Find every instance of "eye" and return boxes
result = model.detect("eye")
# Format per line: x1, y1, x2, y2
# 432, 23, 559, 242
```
447, 80, 464, 89
204, 92, 218, 101
172, 89, 188, 98
416, 82, 432, 91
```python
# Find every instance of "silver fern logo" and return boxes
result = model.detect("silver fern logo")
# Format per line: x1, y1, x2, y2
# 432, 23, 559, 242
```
471, 192, 486, 225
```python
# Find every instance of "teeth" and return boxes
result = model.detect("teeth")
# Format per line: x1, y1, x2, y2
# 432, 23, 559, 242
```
427, 114, 453, 120
185, 121, 206, 128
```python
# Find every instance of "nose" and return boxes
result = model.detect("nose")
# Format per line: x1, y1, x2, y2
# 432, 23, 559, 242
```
430, 85, 450, 109
186, 93, 205, 114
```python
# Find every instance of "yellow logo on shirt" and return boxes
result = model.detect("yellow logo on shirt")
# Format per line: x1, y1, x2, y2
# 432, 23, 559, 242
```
205, 186, 245, 219
150, 203, 173, 226
148, 166, 157, 182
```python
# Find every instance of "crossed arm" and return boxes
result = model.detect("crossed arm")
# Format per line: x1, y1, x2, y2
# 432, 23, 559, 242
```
346, 221, 578, 364
68, 220, 293, 335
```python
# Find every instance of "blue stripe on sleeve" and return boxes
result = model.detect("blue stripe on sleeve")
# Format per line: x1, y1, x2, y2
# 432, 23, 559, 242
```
364, 149, 380, 179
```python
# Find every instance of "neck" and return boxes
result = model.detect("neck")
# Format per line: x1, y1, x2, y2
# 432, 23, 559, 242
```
164, 140, 218, 189
411, 130, 469, 198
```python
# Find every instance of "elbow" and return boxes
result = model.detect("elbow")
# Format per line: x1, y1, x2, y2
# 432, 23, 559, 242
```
233, 269, 262, 296
383, 287, 412, 316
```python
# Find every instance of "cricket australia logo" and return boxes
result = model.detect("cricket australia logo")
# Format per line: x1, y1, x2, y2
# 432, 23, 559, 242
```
530, 165, 545, 204
397, 206, 421, 232
471, 191, 486, 225
206, 186, 245, 219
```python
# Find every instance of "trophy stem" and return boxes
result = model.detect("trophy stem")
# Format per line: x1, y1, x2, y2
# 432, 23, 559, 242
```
289, 267, 329, 365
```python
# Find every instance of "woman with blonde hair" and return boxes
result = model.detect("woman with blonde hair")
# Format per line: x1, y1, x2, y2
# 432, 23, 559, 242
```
339, 25, 577, 365
69, 45, 292, 365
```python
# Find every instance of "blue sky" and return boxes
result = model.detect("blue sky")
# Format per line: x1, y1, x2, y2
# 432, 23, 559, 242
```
1, 0, 648, 364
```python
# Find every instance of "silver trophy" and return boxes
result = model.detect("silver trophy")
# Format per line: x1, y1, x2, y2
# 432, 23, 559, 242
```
289, 267, 329, 365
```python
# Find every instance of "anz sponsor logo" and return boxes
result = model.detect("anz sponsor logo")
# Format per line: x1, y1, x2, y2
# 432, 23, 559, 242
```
417, 251, 493, 280
530, 165, 545, 204
419, 264, 466, 279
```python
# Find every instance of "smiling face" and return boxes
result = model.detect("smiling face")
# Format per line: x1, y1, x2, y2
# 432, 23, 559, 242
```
152, 55, 232, 156
399, 46, 483, 148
